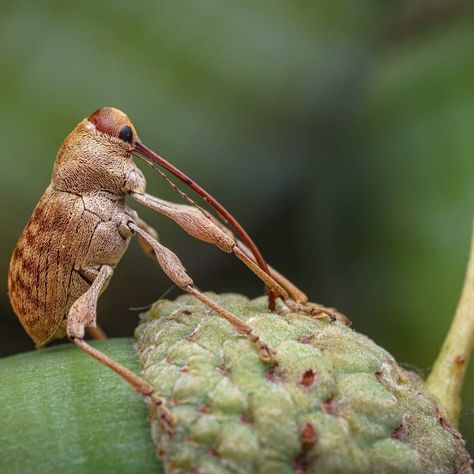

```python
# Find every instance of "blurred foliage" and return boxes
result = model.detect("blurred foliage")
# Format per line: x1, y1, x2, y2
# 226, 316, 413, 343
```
1, 0, 473, 453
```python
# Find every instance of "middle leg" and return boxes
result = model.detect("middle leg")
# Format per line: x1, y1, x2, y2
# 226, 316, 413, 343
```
128, 221, 277, 364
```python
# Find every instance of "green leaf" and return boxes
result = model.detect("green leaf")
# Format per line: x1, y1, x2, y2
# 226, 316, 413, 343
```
0, 338, 162, 474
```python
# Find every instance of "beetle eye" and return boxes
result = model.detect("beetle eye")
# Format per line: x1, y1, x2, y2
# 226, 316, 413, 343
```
118, 125, 133, 144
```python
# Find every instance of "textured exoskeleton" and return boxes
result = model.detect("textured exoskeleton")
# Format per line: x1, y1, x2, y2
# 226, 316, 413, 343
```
9, 122, 145, 346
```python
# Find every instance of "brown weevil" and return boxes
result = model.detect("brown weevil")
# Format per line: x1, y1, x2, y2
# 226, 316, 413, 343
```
8, 107, 343, 432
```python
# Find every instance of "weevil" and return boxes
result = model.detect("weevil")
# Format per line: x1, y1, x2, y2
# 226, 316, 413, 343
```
8, 107, 343, 432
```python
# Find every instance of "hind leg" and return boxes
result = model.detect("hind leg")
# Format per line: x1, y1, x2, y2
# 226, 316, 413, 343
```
66, 264, 175, 432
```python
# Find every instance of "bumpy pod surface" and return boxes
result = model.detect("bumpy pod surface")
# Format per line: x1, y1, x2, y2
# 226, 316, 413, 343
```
135, 294, 471, 474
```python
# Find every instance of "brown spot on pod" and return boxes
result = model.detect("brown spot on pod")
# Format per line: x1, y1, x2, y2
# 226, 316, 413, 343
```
391, 423, 403, 441
300, 369, 317, 388
391, 417, 413, 444
374, 370, 383, 383
293, 423, 317, 473
455, 355, 466, 366
301, 423, 317, 445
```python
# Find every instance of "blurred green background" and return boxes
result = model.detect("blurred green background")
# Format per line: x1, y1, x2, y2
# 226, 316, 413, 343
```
1, 0, 473, 452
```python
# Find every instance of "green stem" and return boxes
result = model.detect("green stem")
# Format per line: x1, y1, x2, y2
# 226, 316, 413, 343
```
426, 221, 474, 425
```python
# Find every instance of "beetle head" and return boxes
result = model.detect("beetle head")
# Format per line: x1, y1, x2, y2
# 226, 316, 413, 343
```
52, 107, 145, 196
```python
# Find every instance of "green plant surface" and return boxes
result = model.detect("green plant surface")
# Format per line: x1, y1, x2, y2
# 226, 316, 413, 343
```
0, 338, 161, 474
136, 293, 471, 473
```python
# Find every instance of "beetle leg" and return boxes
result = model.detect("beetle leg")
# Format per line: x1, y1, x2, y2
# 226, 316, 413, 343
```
232, 245, 350, 322
66, 264, 175, 433
66, 265, 113, 336
131, 192, 291, 303
231, 241, 308, 304
86, 326, 108, 340
129, 222, 277, 365
283, 299, 351, 326
135, 215, 160, 259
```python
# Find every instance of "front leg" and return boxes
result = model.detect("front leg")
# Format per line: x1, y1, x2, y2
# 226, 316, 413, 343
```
130, 192, 290, 302
66, 264, 175, 432
70, 267, 109, 340
130, 194, 351, 322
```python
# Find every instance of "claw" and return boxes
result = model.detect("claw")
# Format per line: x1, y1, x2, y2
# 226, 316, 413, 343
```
284, 300, 351, 326
150, 393, 176, 434
260, 346, 278, 365
248, 331, 278, 365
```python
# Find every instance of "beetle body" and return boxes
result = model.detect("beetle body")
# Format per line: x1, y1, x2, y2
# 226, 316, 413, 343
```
7, 107, 331, 432
8, 110, 144, 347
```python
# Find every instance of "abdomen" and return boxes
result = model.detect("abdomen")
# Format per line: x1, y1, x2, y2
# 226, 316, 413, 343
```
8, 186, 129, 347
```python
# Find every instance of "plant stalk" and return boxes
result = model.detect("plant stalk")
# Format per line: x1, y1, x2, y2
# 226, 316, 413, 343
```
426, 221, 474, 426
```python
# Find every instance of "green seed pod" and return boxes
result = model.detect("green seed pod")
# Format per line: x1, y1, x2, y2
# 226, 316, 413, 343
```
135, 294, 471, 474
